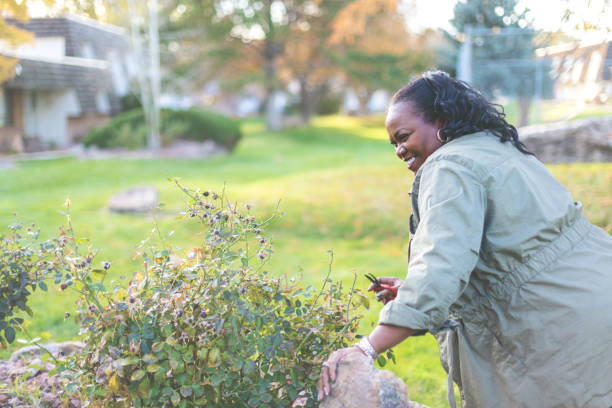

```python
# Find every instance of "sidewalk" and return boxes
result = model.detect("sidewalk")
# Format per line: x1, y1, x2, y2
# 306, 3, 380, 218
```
0, 141, 227, 170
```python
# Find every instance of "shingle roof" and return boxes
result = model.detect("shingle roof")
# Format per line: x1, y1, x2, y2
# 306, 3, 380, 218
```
8, 16, 129, 59
4, 16, 129, 114
3, 54, 112, 113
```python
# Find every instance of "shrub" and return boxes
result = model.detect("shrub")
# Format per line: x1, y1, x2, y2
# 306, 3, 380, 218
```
0, 183, 372, 407
120, 93, 142, 112
0, 222, 49, 346
82, 108, 242, 151
316, 93, 343, 116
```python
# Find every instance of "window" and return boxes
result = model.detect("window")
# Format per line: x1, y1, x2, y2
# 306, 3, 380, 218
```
81, 42, 95, 59
0, 88, 13, 127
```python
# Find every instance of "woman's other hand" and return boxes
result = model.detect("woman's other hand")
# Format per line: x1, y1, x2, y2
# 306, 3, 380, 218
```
317, 346, 365, 401
368, 276, 403, 304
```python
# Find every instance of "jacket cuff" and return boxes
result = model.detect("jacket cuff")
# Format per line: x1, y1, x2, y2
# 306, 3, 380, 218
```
378, 299, 434, 331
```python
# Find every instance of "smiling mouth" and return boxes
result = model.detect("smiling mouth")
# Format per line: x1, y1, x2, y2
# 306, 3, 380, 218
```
405, 157, 416, 168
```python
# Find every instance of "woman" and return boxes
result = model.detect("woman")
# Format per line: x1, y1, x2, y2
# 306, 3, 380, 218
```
318, 71, 612, 407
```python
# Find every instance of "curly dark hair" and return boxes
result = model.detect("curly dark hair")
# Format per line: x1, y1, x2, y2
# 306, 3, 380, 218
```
390, 70, 533, 154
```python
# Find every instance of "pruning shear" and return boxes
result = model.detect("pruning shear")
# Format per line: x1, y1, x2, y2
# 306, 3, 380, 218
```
365, 273, 398, 300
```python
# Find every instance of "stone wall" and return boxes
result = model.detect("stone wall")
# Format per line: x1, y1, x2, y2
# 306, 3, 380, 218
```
519, 116, 612, 163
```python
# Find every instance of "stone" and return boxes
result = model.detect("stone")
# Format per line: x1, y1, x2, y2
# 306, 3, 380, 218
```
107, 186, 159, 213
9, 341, 85, 362
0, 342, 85, 408
319, 352, 430, 408
520, 116, 612, 163
0, 127, 24, 153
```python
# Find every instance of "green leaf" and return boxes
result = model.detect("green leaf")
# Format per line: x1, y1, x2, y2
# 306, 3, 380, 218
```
4, 327, 15, 343
130, 369, 146, 382
66, 383, 78, 394
171, 391, 180, 406
146, 364, 161, 373
38, 282, 48, 291
142, 353, 158, 364
211, 374, 223, 387
180, 386, 193, 397
376, 355, 386, 367
247, 396, 259, 407
151, 342, 164, 353
119, 356, 140, 366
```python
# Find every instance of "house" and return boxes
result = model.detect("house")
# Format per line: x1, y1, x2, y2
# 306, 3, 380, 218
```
536, 39, 612, 103
0, 15, 133, 152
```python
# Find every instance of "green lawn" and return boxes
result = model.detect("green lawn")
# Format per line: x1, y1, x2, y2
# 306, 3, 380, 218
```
502, 99, 612, 125
1, 115, 611, 407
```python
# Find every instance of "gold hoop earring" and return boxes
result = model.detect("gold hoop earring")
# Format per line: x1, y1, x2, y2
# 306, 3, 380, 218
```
436, 129, 445, 143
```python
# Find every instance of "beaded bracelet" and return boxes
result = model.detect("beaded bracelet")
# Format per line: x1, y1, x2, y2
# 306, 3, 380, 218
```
356, 336, 379, 361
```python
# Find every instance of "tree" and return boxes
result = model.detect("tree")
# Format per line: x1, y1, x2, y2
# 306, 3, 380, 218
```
276, 1, 349, 123
162, 0, 329, 130
162, 0, 427, 126
0, 1, 35, 84
328, 5, 433, 115
451, 0, 554, 126
47, 0, 163, 148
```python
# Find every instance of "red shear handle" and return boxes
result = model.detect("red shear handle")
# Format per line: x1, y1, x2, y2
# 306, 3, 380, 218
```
372, 284, 398, 299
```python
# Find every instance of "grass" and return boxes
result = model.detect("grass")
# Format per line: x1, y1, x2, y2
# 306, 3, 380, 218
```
1, 114, 612, 407
502, 99, 612, 126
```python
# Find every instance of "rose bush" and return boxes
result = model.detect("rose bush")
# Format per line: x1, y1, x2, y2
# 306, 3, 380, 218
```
1, 181, 373, 407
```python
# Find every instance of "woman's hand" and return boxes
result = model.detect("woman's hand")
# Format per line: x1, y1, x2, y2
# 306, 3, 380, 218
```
317, 346, 365, 401
368, 276, 403, 304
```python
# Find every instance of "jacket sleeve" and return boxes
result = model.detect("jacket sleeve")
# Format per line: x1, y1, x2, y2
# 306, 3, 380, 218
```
379, 157, 486, 330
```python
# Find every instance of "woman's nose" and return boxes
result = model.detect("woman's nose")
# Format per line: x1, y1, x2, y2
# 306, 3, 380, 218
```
395, 144, 405, 158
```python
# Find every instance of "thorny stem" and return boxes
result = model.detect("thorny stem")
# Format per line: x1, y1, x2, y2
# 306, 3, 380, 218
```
63, 211, 105, 315
16, 322, 61, 365
308, 250, 333, 315
293, 331, 314, 356
65, 212, 79, 258
329, 317, 358, 349
345, 271, 357, 321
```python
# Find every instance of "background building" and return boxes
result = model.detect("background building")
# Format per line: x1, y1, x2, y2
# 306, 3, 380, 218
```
0, 15, 133, 152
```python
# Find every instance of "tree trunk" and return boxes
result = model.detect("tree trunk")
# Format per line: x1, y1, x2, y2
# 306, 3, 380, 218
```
356, 88, 372, 116
264, 2, 282, 131
264, 66, 282, 131
146, 0, 161, 149
298, 77, 315, 125
518, 96, 531, 127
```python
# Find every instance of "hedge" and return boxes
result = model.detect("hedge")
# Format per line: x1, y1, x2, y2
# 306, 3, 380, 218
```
82, 108, 242, 151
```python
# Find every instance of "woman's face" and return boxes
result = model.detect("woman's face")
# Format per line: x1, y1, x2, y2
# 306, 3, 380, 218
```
385, 101, 443, 173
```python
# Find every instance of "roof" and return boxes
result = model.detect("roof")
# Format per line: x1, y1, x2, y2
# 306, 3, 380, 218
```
2, 53, 113, 113
2, 16, 130, 114
6, 16, 129, 58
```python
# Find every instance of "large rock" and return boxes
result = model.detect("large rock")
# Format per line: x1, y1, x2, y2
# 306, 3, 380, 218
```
520, 116, 612, 163
319, 352, 429, 408
107, 186, 159, 213
0, 341, 85, 407
9, 341, 85, 362
0, 127, 24, 153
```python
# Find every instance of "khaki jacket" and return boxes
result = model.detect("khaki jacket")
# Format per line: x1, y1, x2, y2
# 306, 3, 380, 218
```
379, 132, 612, 407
